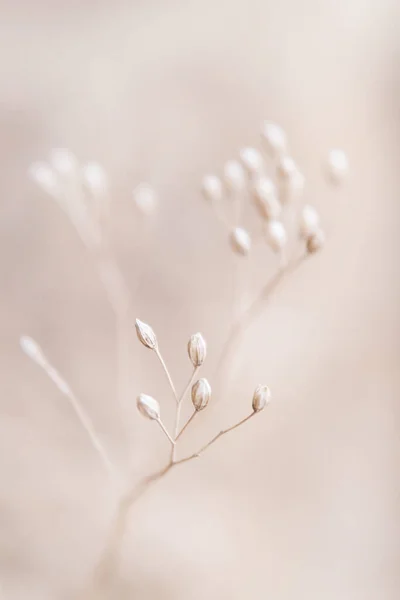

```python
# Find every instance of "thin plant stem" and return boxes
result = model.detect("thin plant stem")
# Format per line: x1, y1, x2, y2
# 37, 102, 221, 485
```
215, 252, 308, 395
155, 348, 178, 404
156, 418, 176, 446
175, 411, 256, 465
176, 410, 197, 441
171, 366, 199, 461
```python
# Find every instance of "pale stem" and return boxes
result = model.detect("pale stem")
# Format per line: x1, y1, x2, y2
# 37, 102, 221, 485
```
175, 409, 197, 442
215, 253, 308, 394
156, 418, 176, 446
175, 411, 256, 465
155, 348, 178, 404
35, 358, 115, 478
171, 366, 199, 461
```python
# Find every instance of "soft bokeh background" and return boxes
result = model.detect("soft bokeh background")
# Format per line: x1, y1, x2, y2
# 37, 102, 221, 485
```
1, 0, 399, 598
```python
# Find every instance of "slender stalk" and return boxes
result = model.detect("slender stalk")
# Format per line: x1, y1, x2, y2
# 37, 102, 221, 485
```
155, 348, 178, 404
171, 366, 199, 461
156, 418, 176, 445
175, 411, 256, 465
176, 410, 197, 441
216, 253, 308, 392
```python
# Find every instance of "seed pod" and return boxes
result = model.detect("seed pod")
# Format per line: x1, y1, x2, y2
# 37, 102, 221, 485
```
306, 228, 325, 254
137, 393, 160, 420
277, 157, 305, 203
299, 205, 320, 238
223, 159, 246, 192
50, 148, 78, 176
188, 332, 207, 367
261, 122, 287, 158
239, 147, 264, 177
252, 177, 281, 220
327, 149, 348, 183
191, 378, 211, 411
82, 162, 107, 194
252, 384, 271, 412
266, 220, 287, 252
230, 227, 251, 256
202, 175, 223, 203
135, 319, 158, 350
133, 183, 157, 216
20, 336, 47, 368
29, 162, 59, 197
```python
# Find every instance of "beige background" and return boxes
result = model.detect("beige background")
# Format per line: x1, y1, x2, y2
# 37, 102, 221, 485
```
0, 0, 399, 598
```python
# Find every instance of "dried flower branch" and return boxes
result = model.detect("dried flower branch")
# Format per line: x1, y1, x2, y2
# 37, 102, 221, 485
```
20, 336, 115, 477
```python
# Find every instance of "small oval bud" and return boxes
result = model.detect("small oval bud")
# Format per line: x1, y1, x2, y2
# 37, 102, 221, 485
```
82, 162, 107, 194
306, 228, 325, 254
223, 160, 246, 192
252, 177, 281, 220
29, 162, 59, 197
188, 332, 207, 367
261, 122, 287, 157
327, 149, 348, 183
299, 204, 320, 238
266, 220, 287, 252
136, 393, 160, 420
20, 336, 46, 368
202, 175, 223, 203
277, 157, 305, 203
229, 227, 251, 256
49, 148, 78, 176
191, 378, 211, 411
135, 319, 158, 350
239, 147, 264, 177
133, 183, 158, 216
252, 384, 271, 412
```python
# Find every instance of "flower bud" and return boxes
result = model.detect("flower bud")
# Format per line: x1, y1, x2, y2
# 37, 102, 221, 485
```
202, 175, 223, 203
239, 147, 264, 177
252, 177, 281, 220
188, 332, 207, 367
29, 162, 59, 197
20, 336, 47, 369
277, 157, 305, 203
299, 205, 320, 238
223, 160, 246, 192
82, 162, 107, 194
230, 227, 251, 256
49, 148, 78, 176
136, 393, 160, 420
327, 149, 348, 183
191, 378, 211, 411
135, 319, 158, 350
261, 122, 287, 157
133, 183, 157, 216
306, 228, 325, 254
266, 220, 287, 252
252, 384, 271, 412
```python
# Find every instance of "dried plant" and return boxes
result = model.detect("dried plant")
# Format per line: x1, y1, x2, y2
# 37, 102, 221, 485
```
201, 123, 348, 390
29, 150, 157, 409
20, 127, 348, 598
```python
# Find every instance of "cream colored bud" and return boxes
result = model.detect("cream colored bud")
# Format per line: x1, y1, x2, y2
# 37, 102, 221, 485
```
230, 227, 251, 256
29, 162, 59, 197
20, 336, 46, 369
191, 378, 211, 411
135, 319, 158, 350
252, 177, 281, 220
266, 220, 287, 252
83, 162, 107, 193
50, 148, 78, 175
133, 183, 158, 216
202, 175, 223, 203
306, 228, 325, 254
188, 332, 207, 367
277, 156, 298, 180
136, 393, 160, 420
261, 122, 287, 157
223, 160, 246, 192
299, 204, 320, 238
239, 147, 264, 176
327, 149, 348, 183
252, 384, 271, 412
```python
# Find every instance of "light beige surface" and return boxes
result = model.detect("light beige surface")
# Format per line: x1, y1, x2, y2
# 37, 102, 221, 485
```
0, 0, 399, 598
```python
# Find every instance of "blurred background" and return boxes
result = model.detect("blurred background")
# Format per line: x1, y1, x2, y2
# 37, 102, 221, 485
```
0, 0, 399, 598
